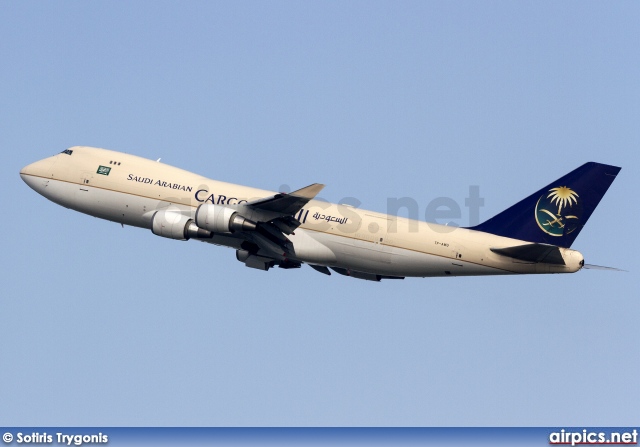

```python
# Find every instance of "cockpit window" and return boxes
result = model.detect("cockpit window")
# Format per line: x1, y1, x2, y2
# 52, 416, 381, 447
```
60, 149, 73, 155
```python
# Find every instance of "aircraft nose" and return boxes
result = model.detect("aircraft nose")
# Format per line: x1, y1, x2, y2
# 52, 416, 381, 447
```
20, 157, 56, 191
20, 157, 53, 178
20, 162, 35, 181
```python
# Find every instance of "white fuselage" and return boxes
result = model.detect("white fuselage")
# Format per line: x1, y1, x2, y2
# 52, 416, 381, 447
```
20, 147, 584, 278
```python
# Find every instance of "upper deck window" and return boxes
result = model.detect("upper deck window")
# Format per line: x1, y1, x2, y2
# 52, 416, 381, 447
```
60, 149, 73, 155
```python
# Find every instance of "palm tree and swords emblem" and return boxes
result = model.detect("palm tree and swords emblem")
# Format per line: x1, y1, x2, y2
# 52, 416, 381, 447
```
535, 186, 582, 236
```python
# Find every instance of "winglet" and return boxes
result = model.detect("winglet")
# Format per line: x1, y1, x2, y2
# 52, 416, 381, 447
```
290, 183, 325, 200
246, 183, 325, 215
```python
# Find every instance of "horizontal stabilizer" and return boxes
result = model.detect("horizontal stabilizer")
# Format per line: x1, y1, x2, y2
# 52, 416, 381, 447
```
491, 243, 565, 265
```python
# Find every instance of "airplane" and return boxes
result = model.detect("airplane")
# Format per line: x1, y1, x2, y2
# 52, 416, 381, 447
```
20, 146, 620, 281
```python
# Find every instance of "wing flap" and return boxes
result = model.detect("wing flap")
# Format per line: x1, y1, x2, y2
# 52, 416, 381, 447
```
270, 217, 299, 235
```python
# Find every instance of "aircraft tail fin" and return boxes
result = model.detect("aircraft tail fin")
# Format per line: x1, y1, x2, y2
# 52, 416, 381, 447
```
469, 162, 621, 248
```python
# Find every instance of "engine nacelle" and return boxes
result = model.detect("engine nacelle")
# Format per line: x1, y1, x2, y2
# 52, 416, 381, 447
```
152, 209, 212, 241
195, 204, 257, 233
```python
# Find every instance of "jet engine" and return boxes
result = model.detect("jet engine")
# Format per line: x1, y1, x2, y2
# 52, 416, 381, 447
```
151, 209, 212, 241
195, 204, 257, 233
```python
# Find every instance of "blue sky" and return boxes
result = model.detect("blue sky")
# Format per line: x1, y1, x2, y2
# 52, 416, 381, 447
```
1, 2, 638, 426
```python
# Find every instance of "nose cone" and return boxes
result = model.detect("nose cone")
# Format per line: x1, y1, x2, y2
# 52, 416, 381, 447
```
20, 157, 56, 192
21, 157, 53, 177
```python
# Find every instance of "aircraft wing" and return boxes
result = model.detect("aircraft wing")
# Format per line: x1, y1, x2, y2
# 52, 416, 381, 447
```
244, 183, 324, 236
237, 183, 325, 265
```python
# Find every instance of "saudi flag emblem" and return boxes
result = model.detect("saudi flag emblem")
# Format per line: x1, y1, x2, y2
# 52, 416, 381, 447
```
97, 165, 111, 176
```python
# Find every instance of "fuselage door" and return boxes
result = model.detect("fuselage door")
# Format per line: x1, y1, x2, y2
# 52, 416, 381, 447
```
76, 171, 94, 207
451, 245, 464, 268
80, 171, 93, 188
